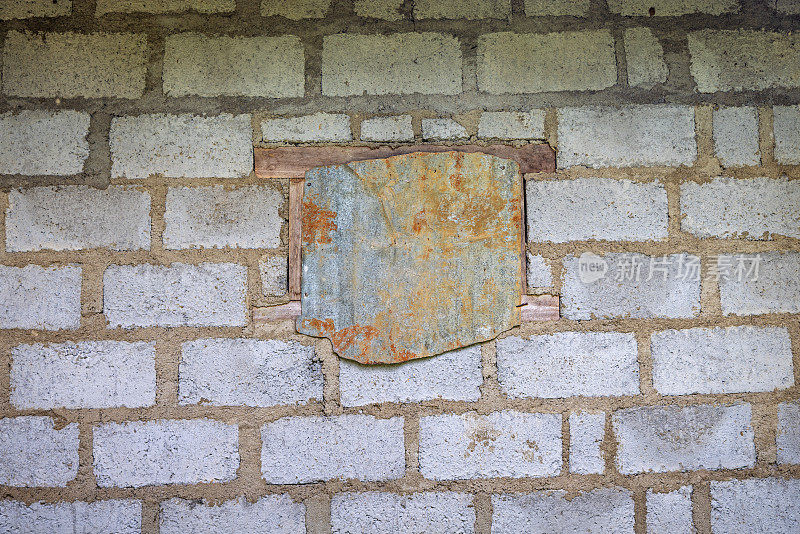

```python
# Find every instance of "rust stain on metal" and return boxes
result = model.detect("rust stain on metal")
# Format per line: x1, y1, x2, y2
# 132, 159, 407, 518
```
296, 151, 523, 364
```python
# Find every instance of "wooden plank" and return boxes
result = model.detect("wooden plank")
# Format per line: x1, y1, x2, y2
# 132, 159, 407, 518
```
288, 178, 304, 300
254, 296, 559, 324
255, 143, 556, 178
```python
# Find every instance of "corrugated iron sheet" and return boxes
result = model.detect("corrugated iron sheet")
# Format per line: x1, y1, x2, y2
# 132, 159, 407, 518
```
296, 151, 523, 364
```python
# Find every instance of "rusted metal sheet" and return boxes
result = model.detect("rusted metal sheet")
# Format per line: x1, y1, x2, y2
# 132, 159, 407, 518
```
254, 143, 556, 179
296, 151, 523, 364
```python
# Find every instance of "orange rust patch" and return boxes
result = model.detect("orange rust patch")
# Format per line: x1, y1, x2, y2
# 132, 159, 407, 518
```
302, 196, 337, 245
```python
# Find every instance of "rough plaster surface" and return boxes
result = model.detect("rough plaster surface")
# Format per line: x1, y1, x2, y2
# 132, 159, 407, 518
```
526, 177, 668, 242
164, 185, 282, 249
339, 345, 482, 406
419, 411, 562, 480
259, 255, 288, 296
262, 113, 352, 142
773, 105, 800, 164
651, 326, 794, 395
492, 488, 634, 534
718, 252, 800, 315
10, 341, 156, 409
7, 186, 151, 251
179, 338, 322, 407
688, 30, 800, 92
496, 333, 640, 398
93, 419, 239, 488
625, 28, 667, 88
95, 0, 233, 14
0, 111, 89, 176
477, 110, 545, 139
681, 177, 800, 239
160, 495, 305, 534
646, 486, 694, 534
477, 31, 616, 94
712, 107, 760, 166
331, 492, 475, 533
562, 253, 702, 319
322, 33, 461, 96
261, 415, 405, 483
360, 115, 414, 142
711, 478, 800, 533
109, 113, 253, 179
163, 34, 304, 97
2, 31, 147, 98
0, 416, 79, 487
0, 500, 141, 534
613, 403, 755, 474
0, 0, 71, 19
558, 106, 697, 168
569, 412, 605, 474
0, 264, 81, 330
103, 263, 247, 328
778, 400, 800, 465
422, 118, 468, 140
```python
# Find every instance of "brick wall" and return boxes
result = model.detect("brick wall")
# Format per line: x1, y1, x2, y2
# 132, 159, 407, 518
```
0, 1, 799, 533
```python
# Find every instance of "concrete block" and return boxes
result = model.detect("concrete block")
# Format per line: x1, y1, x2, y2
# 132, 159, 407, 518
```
527, 253, 553, 287
609, 0, 737, 15
646, 486, 694, 534
711, 478, 800, 533
0, 416, 78, 487
524, 0, 590, 16
161, 496, 305, 534
96, 0, 233, 14
354, 0, 403, 20
778, 400, 800, 465
360, 115, 414, 142
260, 255, 288, 296
0, 110, 89, 176
261, 0, 329, 18
773, 105, 800, 164
712, 107, 760, 166
414, 0, 509, 19
0, 501, 141, 534
718, 252, 800, 315
0, 265, 81, 330
569, 412, 605, 474
1, 0, 71, 19
625, 28, 667, 88
262, 113, 352, 142
477, 110, 545, 139
422, 118, 468, 140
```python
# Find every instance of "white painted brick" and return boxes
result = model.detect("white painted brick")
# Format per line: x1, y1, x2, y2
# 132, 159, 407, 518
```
569, 412, 605, 474
354, 0, 403, 20
96, 0, 234, 14
261, 0, 329, 18
651, 326, 794, 395
0, 265, 81, 330
11, 341, 156, 409
110, 114, 253, 179
526, 178, 668, 242
419, 410, 562, 480
422, 118, 468, 140
496, 333, 640, 398
557, 106, 697, 168
415, 0, 509, 19
713, 107, 760, 166
360, 115, 414, 142
261, 415, 405, 483
180, 339, 322, 407
164, 34, 304, 97
773, 105, 800, 164
778, 400, 800, 465
524, 0, 590, 16
1, 0, 71, 19
6, 186, 150, 252
711, 478, 800, 533
0, 500, 141, 534
625, 28, 667, 88
103, 263, 247, 328
161, 496, 305, 534
2, 31, 146, 98
339, 345, 482, 406
562, 252, 701, 319
609, 0, 737, 15
613, 403, 755, 474
93, 419, 239, 487
164, 186, 283, 249
0, 416, 79, 487
262, 113, 352, 143
646, 486, 694, 534
681, 177, 800, 239
322, 33, 461, 96
332, 492, 475, 534
260, 255, 288, 296
718, 252, 800, 315
688, 30, 800, 92
477, 110, 545, 140
492, 488, 634, 534
527, 253, 552, 287
478, 31, 616, 94
0, 111, 89, 175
